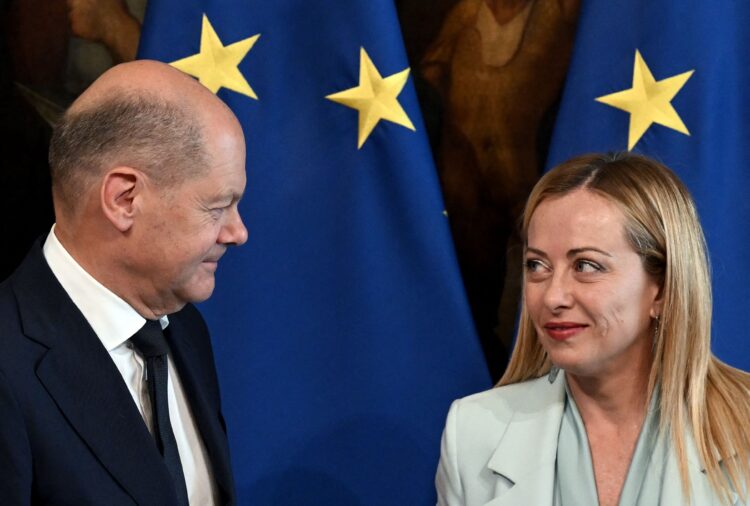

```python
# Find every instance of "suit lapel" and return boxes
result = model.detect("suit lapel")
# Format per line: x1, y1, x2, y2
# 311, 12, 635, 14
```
165, 314, 234, 504
12, 244, 178, 505
483, 374, 566, 506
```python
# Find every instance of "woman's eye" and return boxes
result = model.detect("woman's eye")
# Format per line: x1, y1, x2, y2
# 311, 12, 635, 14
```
575, 259, 601, 273
525, 259, 546, 272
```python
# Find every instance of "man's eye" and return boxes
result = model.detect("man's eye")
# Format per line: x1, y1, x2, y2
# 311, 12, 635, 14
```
209, 207, 227, 218
575, 260, 601, 273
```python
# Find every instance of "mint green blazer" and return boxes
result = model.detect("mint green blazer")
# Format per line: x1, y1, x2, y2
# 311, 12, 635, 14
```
435, 374, 744, 506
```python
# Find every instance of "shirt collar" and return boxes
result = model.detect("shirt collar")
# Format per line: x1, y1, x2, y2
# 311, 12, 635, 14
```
42, 225, 168, 351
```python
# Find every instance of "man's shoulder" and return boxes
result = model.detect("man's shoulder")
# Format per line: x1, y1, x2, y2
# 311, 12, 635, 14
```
0, 242, 44, 337
0, 274, 18, 310
0, 249, 53, 391
0, 239, 74, 326
0, 276, 23, 347
1, 239, 53, 302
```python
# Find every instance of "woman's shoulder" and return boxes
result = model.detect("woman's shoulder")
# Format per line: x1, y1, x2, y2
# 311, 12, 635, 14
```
445, 374, 565, 437
437, 373, 567, 497
452, 374, 563, 414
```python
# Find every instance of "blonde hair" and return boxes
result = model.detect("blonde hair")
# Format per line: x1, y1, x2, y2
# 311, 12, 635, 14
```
500, 152, 750, 503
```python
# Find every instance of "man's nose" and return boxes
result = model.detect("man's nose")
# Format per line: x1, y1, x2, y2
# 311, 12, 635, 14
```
220, 207, 248, 246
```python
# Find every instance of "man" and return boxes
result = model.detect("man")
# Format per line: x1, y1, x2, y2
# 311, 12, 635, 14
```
0, 60, 247, 504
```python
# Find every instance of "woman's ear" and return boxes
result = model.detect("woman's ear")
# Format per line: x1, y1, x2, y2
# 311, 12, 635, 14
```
100, 167, 141, 232
648, 276, 665, 319
650, 293, 664, 319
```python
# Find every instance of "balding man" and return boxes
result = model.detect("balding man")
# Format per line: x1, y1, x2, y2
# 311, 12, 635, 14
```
0, 60, 246, 505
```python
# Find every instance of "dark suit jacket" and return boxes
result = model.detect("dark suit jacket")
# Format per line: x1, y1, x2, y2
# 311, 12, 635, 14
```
0, 241, 236, 505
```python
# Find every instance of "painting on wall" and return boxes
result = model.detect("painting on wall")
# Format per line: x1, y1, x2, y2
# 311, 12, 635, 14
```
397, 0, 581, 379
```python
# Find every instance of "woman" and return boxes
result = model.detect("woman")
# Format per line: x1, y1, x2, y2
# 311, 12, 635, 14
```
436, 153, 750, 506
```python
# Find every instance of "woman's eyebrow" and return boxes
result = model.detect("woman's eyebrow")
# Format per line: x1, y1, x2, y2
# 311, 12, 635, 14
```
525, 247, 547, 258
525, 246, 613, 258
567, 247, 613, 258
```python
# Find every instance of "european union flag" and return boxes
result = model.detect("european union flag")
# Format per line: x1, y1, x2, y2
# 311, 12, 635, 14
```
138, 1, 491, 503
547, 1, 750, 371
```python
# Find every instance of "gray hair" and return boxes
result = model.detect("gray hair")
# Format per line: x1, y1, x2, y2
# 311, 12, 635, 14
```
49, 91, 207, 212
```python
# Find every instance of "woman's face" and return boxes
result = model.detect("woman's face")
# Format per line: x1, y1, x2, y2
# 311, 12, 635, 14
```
524, 189, 661, 378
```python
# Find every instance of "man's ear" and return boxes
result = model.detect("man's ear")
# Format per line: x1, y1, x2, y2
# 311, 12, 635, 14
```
100, 167, 142, 232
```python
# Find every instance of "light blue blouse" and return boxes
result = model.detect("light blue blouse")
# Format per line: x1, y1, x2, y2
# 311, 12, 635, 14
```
553, 381, 665, 506
552, 378, 750, 505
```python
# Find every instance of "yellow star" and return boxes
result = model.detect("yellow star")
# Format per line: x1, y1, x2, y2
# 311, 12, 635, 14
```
326, 47, 415, 149
596, 50, 694, 150
170, 14, 260, 99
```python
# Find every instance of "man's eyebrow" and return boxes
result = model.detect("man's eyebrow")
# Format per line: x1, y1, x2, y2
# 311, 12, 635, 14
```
211, 190, 244, 203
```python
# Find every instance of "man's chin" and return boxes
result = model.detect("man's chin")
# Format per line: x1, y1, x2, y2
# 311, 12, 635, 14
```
178, 276, 216, 306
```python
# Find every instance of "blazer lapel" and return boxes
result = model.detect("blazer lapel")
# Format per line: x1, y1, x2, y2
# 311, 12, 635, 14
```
165, 315, 234, 504
12, 245, 178, 505
483, 374, 566, 506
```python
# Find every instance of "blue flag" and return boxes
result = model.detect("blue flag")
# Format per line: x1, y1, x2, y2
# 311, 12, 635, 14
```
138, 1, 491, 503
547, 1, 750, 371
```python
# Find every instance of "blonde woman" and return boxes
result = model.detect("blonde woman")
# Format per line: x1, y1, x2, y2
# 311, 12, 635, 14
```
436, 153, 750, 506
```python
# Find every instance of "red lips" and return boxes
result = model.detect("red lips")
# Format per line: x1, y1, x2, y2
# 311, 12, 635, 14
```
543, 321, 588, 341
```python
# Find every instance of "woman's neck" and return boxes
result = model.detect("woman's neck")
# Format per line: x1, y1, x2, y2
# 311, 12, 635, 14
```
566, 346, 653, 429
568, 372, 649, 428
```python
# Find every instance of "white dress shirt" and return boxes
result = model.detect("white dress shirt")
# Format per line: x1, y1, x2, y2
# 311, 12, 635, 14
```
43, 225, 217, 505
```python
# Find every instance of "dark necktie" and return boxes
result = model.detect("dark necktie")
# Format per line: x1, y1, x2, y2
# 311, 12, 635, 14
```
130, 320, 190, 506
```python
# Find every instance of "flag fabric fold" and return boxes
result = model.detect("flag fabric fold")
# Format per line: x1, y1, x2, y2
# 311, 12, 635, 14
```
547, 0, 750, 370
138, 0, 491, 503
